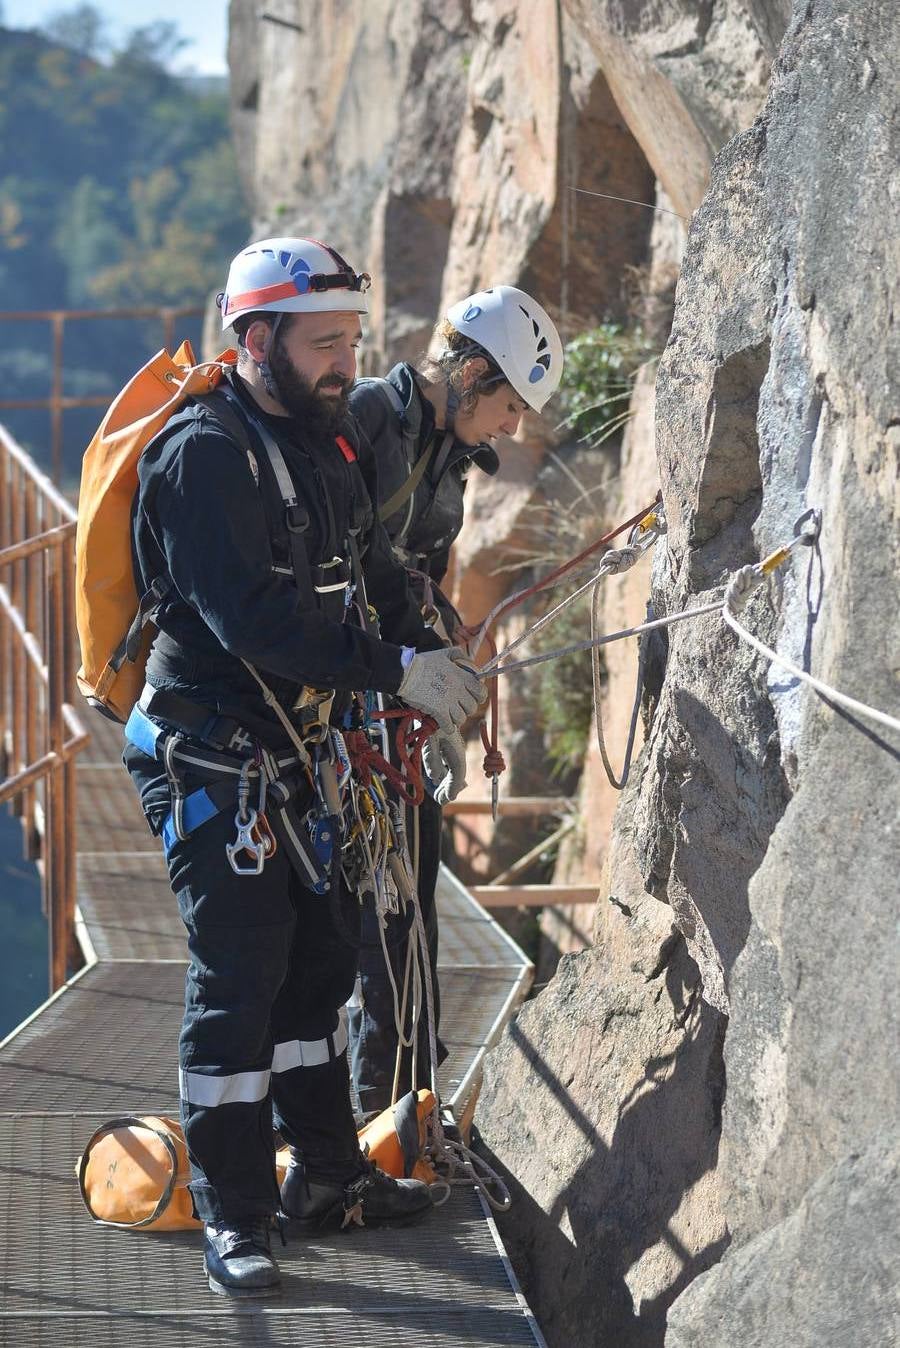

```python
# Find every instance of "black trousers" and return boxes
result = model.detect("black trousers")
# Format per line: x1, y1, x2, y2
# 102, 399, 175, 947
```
348, 789, 446, 1118
125, 744, 360, 1225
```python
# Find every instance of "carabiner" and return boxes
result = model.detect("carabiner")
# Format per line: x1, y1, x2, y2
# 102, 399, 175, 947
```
226, 808, 266, 876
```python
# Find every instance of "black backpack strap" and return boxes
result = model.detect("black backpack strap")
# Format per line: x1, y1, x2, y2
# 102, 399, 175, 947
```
368, 380, 430, 542
204, 386, 317, 611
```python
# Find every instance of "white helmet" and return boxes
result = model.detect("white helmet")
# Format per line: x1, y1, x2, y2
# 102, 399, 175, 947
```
445, 286, 564, 412
218, 236, 370, 330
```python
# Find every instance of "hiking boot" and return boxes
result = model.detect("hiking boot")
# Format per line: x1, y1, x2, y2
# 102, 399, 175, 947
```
203, 1217, 281, 1297
281, 1154, 433, 1231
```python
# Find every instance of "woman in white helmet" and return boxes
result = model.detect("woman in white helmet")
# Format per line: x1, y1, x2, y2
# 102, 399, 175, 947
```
352, 286, 564, 590
347, 285, 563, 1122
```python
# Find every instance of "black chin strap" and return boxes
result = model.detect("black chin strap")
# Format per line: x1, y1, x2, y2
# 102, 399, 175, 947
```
258, 313, 285, 403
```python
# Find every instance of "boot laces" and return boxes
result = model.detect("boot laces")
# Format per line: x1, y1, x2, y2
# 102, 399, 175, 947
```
215, 1216, 273, 1256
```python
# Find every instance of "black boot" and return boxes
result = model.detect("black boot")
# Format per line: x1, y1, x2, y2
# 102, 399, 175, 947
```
203, 1217, 281, 1297
281, 1153, 433, 1231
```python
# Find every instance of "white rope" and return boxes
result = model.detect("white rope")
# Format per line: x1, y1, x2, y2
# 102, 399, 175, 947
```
363, 766, 512, 1210
592, 580, 650, 790
723, 569, 900, 735
482, 598, 727, 677
483, 518, 899, 739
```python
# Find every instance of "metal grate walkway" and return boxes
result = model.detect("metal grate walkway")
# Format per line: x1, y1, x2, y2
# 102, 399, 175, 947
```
0, 715, 542, 1346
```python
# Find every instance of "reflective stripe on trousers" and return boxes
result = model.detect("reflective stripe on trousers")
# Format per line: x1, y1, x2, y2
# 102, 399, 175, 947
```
180, 1010, 350, 1105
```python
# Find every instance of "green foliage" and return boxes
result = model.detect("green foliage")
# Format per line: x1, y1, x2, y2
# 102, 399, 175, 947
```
533, 597, 596, 777
0, 22, 246, 311
556, 323, 654, 448
42, 3, 108, 59
0, 10, 249, 472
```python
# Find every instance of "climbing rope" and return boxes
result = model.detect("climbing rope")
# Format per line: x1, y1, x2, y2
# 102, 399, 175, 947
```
370, 777, 512, 1211
722, 566, 900, 734
345, 709, 436, 807
459, 499, 665, 813
482, 509, 900, 739
467, 495, 661, 655
592, 590, 651, 791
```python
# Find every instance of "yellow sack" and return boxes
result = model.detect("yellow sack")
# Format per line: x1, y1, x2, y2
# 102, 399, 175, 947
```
77, 1114, 201, 1231
74, 342, 237, 722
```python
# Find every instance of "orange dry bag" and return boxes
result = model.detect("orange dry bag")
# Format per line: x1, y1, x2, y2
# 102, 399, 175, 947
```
274, 1090, 439, 1187
74, 342, 237, 722
77, 1114, 201, 1232
357, 1089, 439, 1184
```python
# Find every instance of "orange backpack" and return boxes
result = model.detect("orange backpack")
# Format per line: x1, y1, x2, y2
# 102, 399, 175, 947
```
74, 341, 237, 722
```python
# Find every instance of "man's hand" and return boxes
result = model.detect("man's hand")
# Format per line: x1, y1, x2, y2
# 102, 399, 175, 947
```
397, 647, 482, 733
422, 726, 467, 806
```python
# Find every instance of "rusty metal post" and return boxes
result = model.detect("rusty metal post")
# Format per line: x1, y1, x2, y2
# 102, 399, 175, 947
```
51, 313, 65, 485
9, 460, 25, 818
46, 539, 67, 991
64, 755, 79, 972
0, 452, 8, 776
23, 477, 43, 857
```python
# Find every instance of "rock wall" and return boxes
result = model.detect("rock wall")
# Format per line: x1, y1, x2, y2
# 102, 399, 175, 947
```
658, 6, 899, 1339
227, 2, 898, 1344
562, 0, 790, 217
477, 2, 898, 1346
228, 0, 653, 367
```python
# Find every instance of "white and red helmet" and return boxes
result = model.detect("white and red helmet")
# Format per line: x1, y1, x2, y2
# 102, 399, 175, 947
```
445, 286, 564, 412
218, 237, 370, 330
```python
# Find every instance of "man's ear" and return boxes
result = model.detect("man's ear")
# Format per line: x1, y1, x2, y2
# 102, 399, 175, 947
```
460, 355, 489, 389
244, 318, 273, 362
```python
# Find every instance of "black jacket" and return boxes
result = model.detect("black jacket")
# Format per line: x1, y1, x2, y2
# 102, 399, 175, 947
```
349, 363, 499, 585
132, 373, 438, 729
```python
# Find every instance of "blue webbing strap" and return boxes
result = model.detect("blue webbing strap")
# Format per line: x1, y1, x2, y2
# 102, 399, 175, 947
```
161, 787, 221, 854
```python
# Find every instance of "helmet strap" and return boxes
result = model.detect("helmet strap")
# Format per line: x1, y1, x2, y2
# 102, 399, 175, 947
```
258, 313, 284, 403
444, 383, 460, 431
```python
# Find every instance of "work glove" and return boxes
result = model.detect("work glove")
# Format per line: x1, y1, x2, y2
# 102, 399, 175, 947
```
422, 726, 467, 806
397, 647, 482, 733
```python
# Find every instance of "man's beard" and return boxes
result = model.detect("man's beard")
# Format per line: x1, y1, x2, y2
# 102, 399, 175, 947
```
268, 340, 350, 435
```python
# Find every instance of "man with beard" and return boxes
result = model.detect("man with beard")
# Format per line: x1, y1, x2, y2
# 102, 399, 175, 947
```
122, 238, 482, 1297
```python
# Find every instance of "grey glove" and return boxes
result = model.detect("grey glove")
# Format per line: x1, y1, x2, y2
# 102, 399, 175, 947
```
422, 727, 468, 806
397, 647, 482, 732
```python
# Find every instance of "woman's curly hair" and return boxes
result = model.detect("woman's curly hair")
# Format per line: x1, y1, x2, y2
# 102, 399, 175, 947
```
423, 319, 508, 414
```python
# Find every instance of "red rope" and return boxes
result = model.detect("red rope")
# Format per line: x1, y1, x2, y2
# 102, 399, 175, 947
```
457, 495, 661, 788
476, 494, 660, 646
345, 709, 437, 808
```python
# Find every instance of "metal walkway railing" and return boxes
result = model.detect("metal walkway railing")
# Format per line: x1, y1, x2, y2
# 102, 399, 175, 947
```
0, 421, 89, 990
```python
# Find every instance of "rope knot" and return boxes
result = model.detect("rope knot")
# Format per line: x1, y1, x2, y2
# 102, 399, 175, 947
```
725, 564, 763, 616
600, 545, 642, 576
482, 747, 506, 778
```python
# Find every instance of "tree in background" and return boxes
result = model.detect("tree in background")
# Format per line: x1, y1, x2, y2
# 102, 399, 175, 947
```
0, 4, 248, 476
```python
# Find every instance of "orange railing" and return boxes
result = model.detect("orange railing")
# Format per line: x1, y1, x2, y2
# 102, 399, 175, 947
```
0, 422, 89, 991
0, 306, 203, 482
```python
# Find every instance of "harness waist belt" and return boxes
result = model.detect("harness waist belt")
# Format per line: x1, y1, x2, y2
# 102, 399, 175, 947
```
125, 704, 330, 887
138, 683, 322, 752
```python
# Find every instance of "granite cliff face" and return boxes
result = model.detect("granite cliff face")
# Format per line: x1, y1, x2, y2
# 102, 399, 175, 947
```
228, 2, 898, 1343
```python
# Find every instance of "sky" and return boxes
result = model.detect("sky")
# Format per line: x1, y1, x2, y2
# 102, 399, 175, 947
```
2, 0, 229, 76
